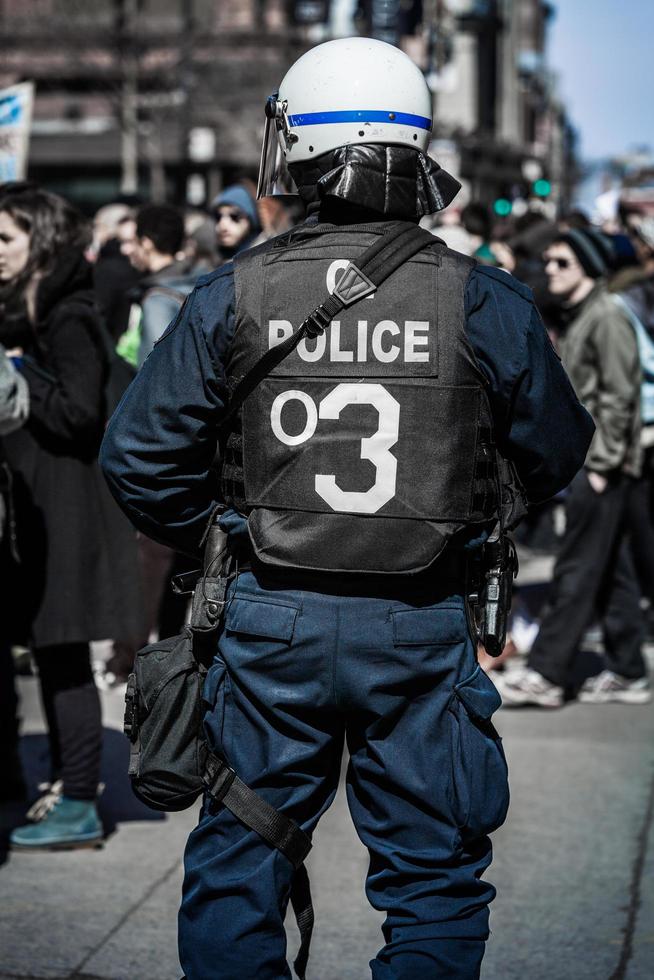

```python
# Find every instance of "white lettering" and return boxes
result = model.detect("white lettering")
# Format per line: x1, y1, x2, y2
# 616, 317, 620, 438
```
315, 383, 400, 513
326, 259, 375, 300
330, 320, 354, 362
297, 332, 327, 361
357, 320, 368, 362
269, 320, 293, 349
268, 318, 431, 363
371, 320, 400, 363
405, 321, 430, 362
270, 390, 317, 446
326, 260, 350, 295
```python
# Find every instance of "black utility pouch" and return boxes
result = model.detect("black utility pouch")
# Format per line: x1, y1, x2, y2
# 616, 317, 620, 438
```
123, 515, 231, 812
124, 628, 211, 811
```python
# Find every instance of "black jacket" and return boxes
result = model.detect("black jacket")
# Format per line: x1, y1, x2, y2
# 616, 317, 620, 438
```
1, 249, 143, 647
93, 237, 142, 341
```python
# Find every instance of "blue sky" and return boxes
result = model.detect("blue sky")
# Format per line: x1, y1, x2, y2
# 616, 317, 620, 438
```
548, 0, 654, 161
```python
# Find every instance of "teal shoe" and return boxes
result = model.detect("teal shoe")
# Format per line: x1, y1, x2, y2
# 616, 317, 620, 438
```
10, 797, 103, 850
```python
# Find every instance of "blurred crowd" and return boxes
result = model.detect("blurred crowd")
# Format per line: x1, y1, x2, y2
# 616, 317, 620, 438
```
432, 197, 654, 708
1, 176, 653, 837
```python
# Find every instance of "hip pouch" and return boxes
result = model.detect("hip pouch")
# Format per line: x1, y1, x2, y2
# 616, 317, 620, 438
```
124, 626, 211, 811
122, 514, 234, 811
122, 526, 238, 812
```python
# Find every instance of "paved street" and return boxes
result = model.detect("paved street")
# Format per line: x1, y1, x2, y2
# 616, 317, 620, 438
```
1, 656, 653, 980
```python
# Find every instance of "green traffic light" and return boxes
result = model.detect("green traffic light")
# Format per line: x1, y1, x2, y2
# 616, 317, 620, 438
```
533, 179, 551, 197
493, 198, 512, 217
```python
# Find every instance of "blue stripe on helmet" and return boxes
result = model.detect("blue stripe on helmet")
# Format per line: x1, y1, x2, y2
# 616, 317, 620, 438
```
287, 110, 432, 130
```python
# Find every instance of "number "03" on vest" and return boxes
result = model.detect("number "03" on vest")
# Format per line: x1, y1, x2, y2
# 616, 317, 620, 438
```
270, 383, 400, 515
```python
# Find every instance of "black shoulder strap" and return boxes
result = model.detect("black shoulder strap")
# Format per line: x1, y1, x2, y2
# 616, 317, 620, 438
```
222, 221, 437, 427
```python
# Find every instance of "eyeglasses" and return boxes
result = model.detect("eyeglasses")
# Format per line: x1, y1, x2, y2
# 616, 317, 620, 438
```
544, 255, 572, 270
217, 210, 248, 224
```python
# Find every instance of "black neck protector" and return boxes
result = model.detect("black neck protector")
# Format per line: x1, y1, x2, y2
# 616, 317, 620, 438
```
289, 144, 460, 221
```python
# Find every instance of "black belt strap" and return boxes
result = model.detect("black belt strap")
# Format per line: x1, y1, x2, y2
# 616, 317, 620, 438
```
222, 221, 438, 427
204, 753, 313, 978
290, 863, 314, 980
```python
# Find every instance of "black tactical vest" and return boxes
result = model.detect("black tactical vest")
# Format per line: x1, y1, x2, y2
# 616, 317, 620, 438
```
220, 223, 497, 575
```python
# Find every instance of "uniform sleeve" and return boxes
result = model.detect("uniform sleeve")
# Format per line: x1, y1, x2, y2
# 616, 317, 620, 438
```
465, 266, 594, 503
100, 273, 235, 557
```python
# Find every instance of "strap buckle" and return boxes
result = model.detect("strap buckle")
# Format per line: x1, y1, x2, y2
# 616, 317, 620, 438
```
203, 755, 237, 803
301, 304, 332, 338
332, 262, 376, 305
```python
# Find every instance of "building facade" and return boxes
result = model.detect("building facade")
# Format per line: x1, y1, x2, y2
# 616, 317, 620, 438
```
0, 0, 576, 212
423, 0, 576, 214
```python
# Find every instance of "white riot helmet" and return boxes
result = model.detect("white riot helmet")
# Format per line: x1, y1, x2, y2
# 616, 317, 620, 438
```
257, 37, 433, 199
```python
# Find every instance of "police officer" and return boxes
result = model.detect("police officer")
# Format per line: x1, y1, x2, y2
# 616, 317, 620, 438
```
101, 38, 593, 980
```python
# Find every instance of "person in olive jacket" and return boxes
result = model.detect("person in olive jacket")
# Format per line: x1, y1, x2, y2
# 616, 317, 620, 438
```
498, 228, 649, 708
0, 185, 143, 848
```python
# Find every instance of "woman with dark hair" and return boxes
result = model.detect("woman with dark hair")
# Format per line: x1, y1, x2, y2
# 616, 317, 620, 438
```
0, 186, 143, 848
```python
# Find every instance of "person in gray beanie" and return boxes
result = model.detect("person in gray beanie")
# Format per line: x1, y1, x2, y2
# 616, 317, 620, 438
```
211, 184, 262, 261
557, 226, 615, 280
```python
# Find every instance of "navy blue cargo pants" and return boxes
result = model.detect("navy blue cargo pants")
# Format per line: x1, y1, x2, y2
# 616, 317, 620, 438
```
179, 570, 509, 980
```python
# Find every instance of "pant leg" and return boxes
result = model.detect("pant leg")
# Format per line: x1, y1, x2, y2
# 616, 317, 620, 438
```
626, 450, 654, 598
602, 534, 647, 680
33, 644, 102, 800
341, 593, 508, 980
0, 639, 25, 794
0, 640, 20, 753
179, 572, 344, 980
528, 471, 626, 687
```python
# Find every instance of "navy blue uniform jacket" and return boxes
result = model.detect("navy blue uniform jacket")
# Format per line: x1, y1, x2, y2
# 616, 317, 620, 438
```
101, 256, 594, 559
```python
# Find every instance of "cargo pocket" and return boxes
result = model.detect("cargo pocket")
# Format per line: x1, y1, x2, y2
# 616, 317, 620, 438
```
225, 594, 299, 644
391, 604, 467, 646
449, 664, 509, 839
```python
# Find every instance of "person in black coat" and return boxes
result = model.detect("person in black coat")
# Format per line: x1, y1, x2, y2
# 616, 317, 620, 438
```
0, 186, 143, 848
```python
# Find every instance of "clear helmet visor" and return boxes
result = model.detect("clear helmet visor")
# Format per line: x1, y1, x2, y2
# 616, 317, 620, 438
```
256, 98, 299, 200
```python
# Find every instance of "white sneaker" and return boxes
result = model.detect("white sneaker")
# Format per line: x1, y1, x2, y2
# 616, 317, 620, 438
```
578, 670, 651, 705
494, 666, 564, 708
510, 615, 540, 655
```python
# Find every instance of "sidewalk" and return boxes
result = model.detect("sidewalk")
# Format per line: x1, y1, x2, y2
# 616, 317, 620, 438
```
2, 657, 653, 980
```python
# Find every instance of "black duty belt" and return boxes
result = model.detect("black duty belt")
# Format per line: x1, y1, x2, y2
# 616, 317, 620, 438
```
231, 547, 469, 600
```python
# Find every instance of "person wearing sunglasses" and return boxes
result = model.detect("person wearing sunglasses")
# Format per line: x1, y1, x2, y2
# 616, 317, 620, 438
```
497, 227, 649, 708
212, 185, 262, 261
